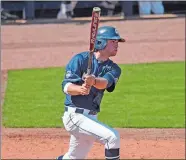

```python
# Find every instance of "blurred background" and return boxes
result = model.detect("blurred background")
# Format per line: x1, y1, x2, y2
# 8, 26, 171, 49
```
1, 1, 186, 21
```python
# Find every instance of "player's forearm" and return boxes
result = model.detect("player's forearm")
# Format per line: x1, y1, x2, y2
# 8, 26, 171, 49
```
93, 77, 108, 89
64, 83, 81, 95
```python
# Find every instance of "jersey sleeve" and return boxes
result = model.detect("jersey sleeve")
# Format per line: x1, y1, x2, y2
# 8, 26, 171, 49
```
102, 64, 121, 92
62, 54, 84, 91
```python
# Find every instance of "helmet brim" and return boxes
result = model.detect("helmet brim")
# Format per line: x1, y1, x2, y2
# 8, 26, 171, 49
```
96, 36, 126, 42
119, 38, 126, 42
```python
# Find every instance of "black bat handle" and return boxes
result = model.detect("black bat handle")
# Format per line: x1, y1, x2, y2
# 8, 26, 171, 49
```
87, 51, 93, 75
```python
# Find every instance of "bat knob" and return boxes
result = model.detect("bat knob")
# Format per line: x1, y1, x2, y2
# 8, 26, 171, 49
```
93, 7, 101, 12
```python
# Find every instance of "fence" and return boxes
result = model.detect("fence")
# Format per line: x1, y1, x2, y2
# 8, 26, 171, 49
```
1, 1, 186, 20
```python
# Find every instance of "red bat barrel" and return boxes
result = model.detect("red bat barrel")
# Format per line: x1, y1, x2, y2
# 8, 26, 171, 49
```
87, 7, 101, 75
89, 7, 101, 52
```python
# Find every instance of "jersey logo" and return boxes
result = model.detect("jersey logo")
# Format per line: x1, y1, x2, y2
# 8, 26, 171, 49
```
65, 71, 72, 78
99, 65, 112, 77
102, 65, 112, 72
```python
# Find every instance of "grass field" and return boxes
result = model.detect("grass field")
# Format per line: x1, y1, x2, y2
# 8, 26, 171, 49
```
2, 61, 185, 128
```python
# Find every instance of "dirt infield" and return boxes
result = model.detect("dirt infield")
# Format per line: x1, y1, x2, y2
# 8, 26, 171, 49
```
1, 17, 185, 159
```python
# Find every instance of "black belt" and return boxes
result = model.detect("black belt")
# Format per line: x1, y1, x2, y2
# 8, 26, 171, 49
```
65, 107, 97, 115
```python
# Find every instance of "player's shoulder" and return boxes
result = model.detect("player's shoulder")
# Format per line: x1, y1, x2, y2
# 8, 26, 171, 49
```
73, 51, 89, 60
68, 51, 89, 64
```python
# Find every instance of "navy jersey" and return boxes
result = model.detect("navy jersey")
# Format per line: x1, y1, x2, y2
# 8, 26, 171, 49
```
62, 51, 121, 112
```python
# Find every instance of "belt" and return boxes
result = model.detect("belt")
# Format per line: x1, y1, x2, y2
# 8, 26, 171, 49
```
65, 107, 97, 115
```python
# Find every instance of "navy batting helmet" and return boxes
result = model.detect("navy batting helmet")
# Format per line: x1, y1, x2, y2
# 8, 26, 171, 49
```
95, 26, 125, 50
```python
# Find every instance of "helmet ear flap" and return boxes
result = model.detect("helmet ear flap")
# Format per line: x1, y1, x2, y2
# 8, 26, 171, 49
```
95, 39, 107, 50
97, 40, 102, 45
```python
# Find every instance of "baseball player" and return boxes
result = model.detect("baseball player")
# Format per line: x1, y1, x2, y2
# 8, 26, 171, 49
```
57, 26, 125, 160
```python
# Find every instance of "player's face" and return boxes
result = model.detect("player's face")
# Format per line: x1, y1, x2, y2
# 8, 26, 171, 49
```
105, 40, 119, 56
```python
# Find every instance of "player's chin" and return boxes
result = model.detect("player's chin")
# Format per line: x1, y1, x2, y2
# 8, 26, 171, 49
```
111, 50, 117, 56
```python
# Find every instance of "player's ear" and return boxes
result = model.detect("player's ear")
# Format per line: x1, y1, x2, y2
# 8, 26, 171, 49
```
95, 39, 107, 50
97, 40, 102, 44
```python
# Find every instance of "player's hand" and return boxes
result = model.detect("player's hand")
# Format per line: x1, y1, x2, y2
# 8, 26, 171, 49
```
83, 74, 96, 86
79, 83, 91, 95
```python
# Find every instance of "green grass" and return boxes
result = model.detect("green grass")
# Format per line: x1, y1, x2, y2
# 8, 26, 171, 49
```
2, 61, 185, 128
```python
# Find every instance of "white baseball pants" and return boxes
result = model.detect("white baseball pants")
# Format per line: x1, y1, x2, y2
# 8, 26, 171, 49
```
62, 107, 120, 159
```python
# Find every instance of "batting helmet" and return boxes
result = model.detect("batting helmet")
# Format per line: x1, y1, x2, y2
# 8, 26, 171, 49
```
95, 26, 125, 50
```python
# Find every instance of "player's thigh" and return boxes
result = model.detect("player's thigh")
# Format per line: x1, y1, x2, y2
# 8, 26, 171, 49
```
67, 134, 94, 159
62, 111, 81, 132
63, 112, 119, 148
76, 114, 120, 149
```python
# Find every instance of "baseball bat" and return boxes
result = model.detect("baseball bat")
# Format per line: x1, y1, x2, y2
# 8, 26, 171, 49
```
87, 7, 101, 75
